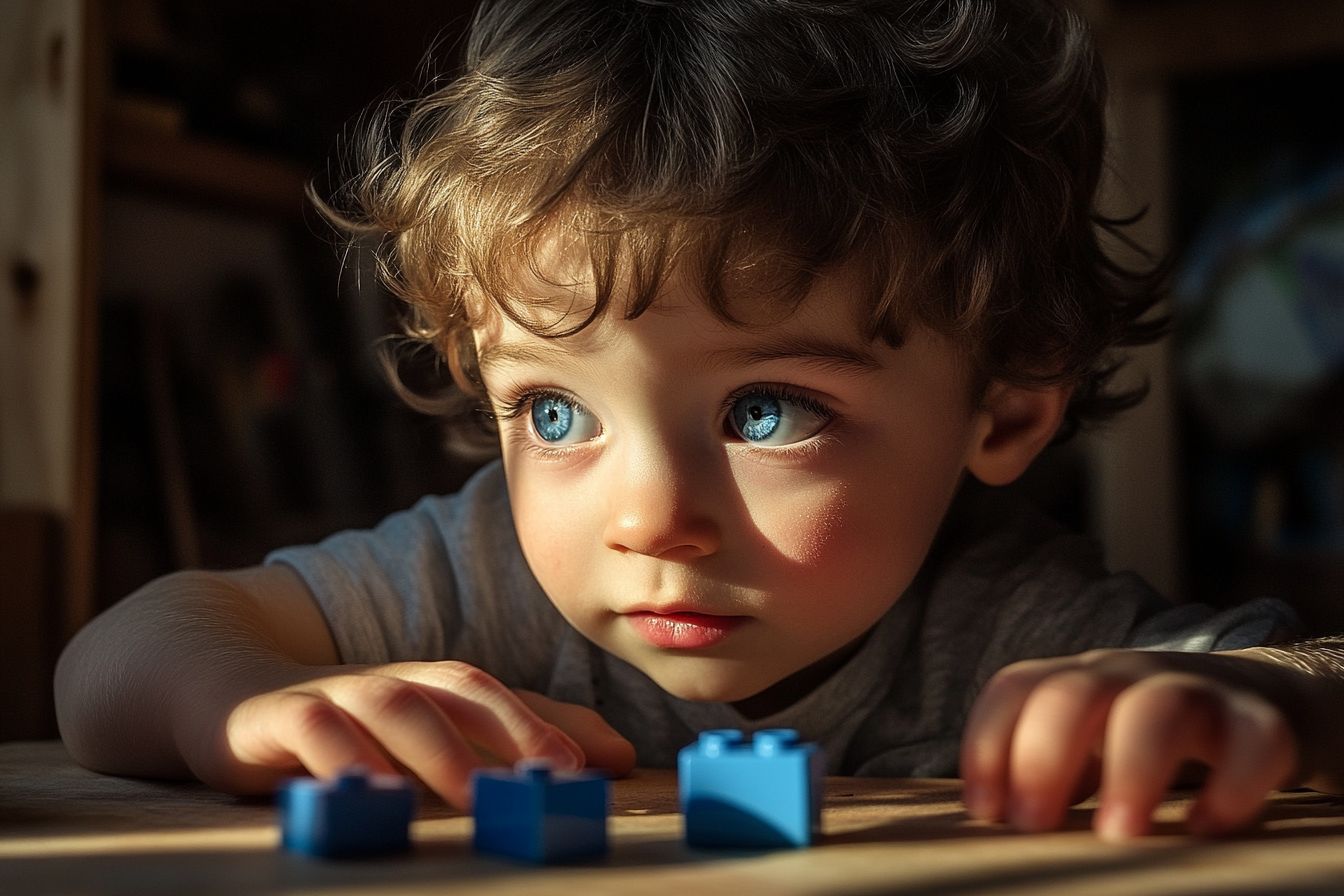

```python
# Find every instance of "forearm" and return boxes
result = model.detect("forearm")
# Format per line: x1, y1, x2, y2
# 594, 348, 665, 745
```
54, 567, 629, 807
54, 570, 326, 784
1234, 637, 1344, 794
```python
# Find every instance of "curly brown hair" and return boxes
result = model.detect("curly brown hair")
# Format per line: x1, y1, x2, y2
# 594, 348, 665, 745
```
321, 0, 1165, 444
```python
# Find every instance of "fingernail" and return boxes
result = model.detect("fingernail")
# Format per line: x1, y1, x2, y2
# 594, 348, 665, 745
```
1096, 803, 1139, 843
963, 781, 993, 819
1009, 795, 1043, 831
549, 738, 582, 771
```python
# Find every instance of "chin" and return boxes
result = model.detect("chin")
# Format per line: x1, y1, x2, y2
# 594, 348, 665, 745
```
641, 659, 781, 704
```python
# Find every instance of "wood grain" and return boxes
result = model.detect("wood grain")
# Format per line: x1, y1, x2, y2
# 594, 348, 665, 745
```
6, 741, 1344, 895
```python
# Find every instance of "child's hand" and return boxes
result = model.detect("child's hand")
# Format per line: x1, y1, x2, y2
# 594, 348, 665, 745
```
55, 566, 635, 810
223, 665, 636, 808
959, 648, 1299, 841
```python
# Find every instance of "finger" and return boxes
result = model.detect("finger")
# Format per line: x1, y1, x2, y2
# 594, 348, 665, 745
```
385, 663, 585, 770
225, 690, 397, 790
514, 690, 637, 775
961, 656, 1077, 822
1006, 669, 1126, 832
1095, 673, 1222, 842
1186, 691, 1296, 836
322, 674, 484, 808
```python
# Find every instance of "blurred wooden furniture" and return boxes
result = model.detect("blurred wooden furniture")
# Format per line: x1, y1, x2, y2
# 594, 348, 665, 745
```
5, 741, 1344, 896
0, 0, 98, 742
0, 513, 61, 740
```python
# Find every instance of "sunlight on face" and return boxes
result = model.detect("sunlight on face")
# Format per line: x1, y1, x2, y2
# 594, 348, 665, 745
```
475, 261, 991, 706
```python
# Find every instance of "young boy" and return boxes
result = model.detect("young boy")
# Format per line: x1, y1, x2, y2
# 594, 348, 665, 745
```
56, 0, 1344, 843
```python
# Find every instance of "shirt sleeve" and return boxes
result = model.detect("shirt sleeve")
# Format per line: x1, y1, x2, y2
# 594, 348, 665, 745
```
921, 486, 1301, 693
1124, 596, 1300, 651
263, 460, 567, 691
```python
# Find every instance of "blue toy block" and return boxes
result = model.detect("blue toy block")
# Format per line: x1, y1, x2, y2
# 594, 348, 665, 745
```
678, 728, 825, 848
278, 768, 417, 858
471, 760, 609, 863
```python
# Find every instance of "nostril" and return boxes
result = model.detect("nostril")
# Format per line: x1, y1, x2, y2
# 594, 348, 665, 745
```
604, 506, 720, 559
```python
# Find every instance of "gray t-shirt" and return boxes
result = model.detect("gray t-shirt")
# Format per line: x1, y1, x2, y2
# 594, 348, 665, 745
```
267, 460, 1296, 776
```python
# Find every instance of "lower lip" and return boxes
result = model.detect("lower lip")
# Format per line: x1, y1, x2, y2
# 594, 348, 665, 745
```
625, 612, 747, 650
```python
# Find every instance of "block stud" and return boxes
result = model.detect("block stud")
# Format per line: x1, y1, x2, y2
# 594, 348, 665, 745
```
752, 729, 799, 757
697, 729, 746, 757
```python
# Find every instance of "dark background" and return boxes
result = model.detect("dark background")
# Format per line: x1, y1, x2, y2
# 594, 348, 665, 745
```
92, 0, 1344, 643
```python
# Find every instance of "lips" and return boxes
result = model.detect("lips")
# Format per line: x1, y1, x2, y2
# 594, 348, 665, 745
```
624, 611, 748, 650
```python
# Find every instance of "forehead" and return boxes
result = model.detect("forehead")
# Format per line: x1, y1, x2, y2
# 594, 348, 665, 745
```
471, 220, 889, 343
472, 262, 915, 396
475, 251, 875, 344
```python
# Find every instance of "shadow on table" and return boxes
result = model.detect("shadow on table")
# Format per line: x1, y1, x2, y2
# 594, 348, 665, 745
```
9, 745, 1344, 895
8, 831, 1344, 896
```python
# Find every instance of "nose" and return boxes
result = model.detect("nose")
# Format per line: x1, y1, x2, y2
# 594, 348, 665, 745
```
602, 443, 722, 561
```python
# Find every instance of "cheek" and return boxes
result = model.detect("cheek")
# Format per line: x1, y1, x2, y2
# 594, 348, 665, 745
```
731, 446, 963, 591
513, 508, 568, 579
504, 465, 591, 588
734, 473, 849, 567
731, 466, 888, 604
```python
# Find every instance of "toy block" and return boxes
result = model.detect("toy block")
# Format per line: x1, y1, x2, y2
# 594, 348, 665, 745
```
278, 768, 417, 858
471, 760, 609, 863
678, 728, 825, 848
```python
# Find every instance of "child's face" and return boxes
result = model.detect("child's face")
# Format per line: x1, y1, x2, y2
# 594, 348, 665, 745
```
474, 262, 993, 705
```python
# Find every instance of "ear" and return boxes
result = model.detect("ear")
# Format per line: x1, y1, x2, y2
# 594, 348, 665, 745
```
964, 382, 1073, 487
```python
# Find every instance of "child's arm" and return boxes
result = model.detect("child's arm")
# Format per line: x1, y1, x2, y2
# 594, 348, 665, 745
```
959, 642, 1344, 841
54, 566, 635, 807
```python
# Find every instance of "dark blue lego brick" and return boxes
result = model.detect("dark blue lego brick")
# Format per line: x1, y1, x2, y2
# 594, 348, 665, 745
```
471, 761, 609, 863
678, 728, 825, 848
278, 768, 417, 858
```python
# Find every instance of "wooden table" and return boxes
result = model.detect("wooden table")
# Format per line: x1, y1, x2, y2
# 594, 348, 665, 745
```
5, 741, 1344, 895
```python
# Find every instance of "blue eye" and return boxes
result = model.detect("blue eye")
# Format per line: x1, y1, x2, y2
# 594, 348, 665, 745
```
728, 390, 829, 446
530, 394, 599, 445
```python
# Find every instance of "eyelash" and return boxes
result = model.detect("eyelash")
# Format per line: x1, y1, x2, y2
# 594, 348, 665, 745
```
494, 383, 838, 457
718, 384, 839, 461
719, 384, 834, 428
491, 387, 593, 459
493, 387, 570, 422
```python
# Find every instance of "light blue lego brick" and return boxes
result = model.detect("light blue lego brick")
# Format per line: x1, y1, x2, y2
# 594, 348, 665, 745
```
472, 760, 609, 863
678, 728, 825, 848
278, 768, 416, 858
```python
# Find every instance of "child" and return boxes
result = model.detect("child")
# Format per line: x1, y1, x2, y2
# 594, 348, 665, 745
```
56, 0, 1344, 843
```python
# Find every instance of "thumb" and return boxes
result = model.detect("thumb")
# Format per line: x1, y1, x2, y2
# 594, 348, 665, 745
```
513, 689, 637, 776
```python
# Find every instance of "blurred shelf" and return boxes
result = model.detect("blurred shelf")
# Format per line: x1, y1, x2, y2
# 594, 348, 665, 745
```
103, 114, 309, 218
1100, 0, 1344, 74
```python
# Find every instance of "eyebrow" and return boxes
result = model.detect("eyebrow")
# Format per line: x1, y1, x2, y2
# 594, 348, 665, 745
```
476, 333, 885, 376
476, 341, 563, 375
705, 337, 883, 374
